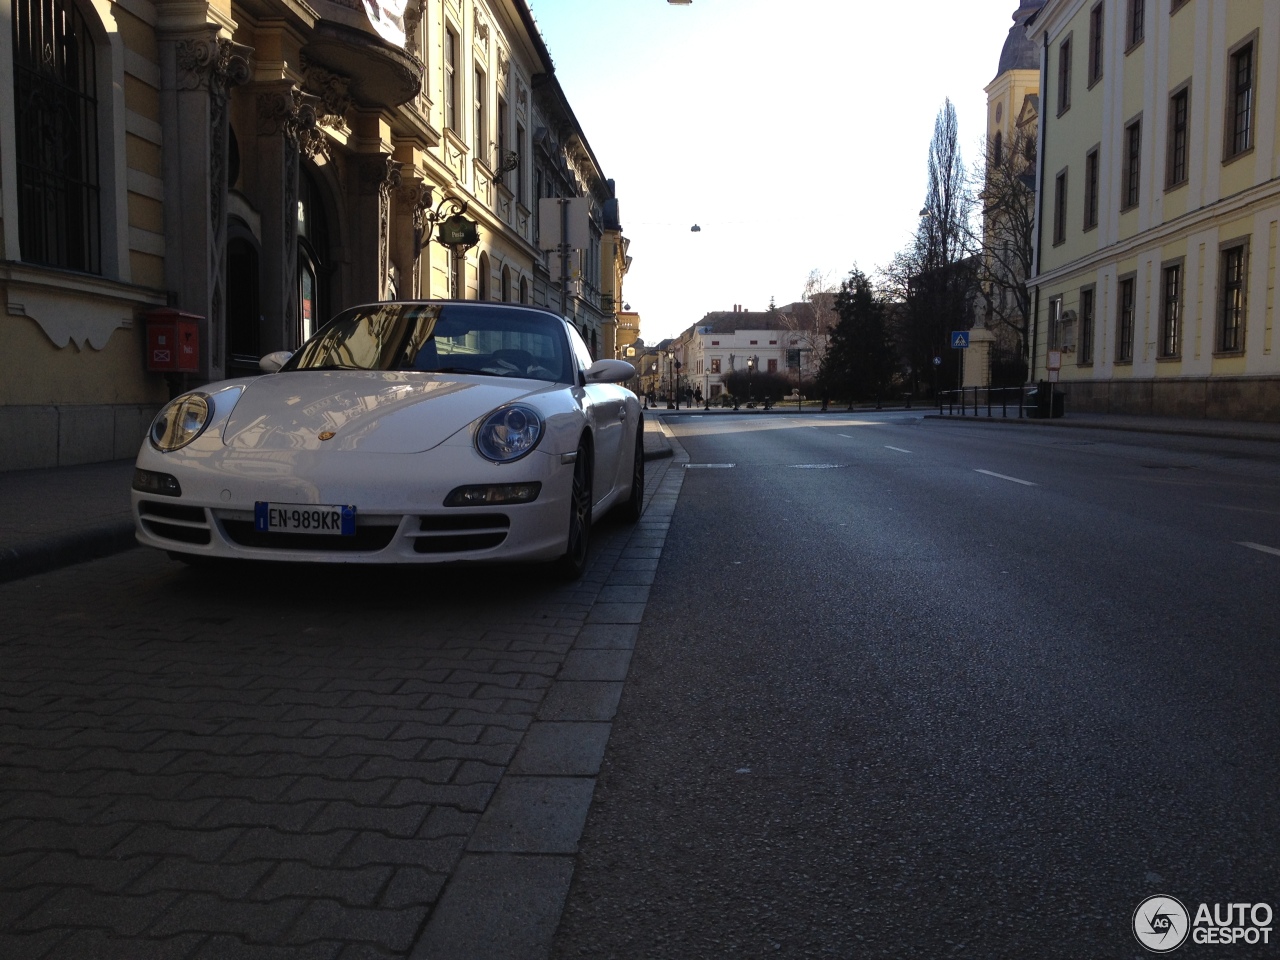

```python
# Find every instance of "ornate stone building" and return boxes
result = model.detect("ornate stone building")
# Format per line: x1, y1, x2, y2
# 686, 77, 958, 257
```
0, 0, 628, 470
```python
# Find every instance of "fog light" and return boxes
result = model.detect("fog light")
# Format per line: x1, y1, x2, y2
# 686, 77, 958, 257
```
132, 468, 182, 497
444, 483, 541, 506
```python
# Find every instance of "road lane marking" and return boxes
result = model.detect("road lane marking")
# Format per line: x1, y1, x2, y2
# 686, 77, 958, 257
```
838, 434, 855, 438
1239, 541, 1280, 558
790, 463, 845, 469
885, 445, 912, 453
685, 463, 735, 469
975, 469, 1037, 486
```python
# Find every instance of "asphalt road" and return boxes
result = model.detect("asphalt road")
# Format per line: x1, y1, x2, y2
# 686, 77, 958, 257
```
552, 412, 1280, 959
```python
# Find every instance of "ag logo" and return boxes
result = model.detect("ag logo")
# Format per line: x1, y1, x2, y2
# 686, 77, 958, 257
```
1134, 895, 1190, 953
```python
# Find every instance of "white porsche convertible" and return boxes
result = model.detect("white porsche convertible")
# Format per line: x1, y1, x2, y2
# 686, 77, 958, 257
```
132, 301, 643, 579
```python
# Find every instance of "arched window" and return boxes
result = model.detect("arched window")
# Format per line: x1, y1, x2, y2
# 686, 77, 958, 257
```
13, 0, 101, 272
501, 265, 511, 302
520, 277, 529, 304
992, 130, 1003, 166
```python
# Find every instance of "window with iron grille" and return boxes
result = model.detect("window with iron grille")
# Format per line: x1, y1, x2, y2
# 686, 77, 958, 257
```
1226, 40, 1254, 159
1117, 276, 1136, 362
1123, 118, 1142, 210
1166, 85, 1189, 188
1079, 285, 1095, 363
12, 0, 101, 273
1218, 243, 1247, 352
1160, 262, 1182, 357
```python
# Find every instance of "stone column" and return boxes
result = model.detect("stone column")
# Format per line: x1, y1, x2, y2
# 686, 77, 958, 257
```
962, 325, 998, 388
157, 24, 250, 380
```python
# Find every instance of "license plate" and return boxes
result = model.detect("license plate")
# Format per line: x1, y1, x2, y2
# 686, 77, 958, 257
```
254, 502, 356, 536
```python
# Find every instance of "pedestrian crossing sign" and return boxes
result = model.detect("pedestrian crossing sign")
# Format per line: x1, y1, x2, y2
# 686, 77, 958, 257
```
951, 331, 970, 348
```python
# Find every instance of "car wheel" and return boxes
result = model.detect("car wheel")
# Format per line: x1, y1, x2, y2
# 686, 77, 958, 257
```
618, 425, 644, 523
555, 441, 593, 580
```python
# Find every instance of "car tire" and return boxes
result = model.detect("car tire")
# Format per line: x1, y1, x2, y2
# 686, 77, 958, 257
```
618, 424, 644, 523
554, 440, 593, 580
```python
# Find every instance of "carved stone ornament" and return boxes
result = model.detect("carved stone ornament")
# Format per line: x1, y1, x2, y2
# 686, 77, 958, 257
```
361, 156, 403, 199
403, 0, 425, 57
176, 33, 252, 94
257, 88, 328, 160
475, 13, 489, 43
301, 57, 355, 131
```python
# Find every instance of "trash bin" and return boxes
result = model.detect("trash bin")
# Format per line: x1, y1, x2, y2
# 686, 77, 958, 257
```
1024, 381, 1065, 418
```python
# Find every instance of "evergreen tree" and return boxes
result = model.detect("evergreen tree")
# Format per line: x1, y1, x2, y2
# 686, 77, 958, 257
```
819, 268, 896, 403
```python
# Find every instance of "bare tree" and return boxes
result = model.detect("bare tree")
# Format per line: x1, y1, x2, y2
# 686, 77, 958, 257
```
967, 126, 1037, 383
769, 269, 837, 384
884, 99, 978, 397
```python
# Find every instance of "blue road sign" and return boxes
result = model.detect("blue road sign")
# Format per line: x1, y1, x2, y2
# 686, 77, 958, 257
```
951, 331, 970, 348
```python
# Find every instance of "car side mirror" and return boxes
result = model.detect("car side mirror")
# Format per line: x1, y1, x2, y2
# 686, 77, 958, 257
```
259, 350, 294, 373
584, 359, 635, 384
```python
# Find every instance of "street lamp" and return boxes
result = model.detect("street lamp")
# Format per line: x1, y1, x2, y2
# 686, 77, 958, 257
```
747, 355, 756, 406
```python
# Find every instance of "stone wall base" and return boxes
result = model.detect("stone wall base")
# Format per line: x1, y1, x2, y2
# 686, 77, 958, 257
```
0, 404, 160, 472
1058, 376, 1280, 422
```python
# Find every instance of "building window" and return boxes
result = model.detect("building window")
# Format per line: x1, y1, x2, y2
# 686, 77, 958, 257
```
1049, 296, 1064, 349
1126, 0, 1145, 50
474, 68, 486, 157
1166, 85, 1189, 188
13, 0, 101, 273
1084, 147, 1100, 230
1226, 40, 1255, 160
1079, 285, 1095, 364
1160, 261, 1182, 357
767, 359, 778, 373
1218, 243, 1247, 352
710, 358, 721, 374
993, 130, 1003, 165
497, 97, 508, 183
1088, 3, 1104, 85
1057, 35, 1073, 115
1123, 118, 1142, 210
515, 121, 526, 205
1053, 169, 1068, 246
444, 26, 459, 132
1117, 275, 1136, 362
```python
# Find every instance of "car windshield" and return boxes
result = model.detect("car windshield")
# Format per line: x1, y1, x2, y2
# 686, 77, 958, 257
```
281, 303, 572, 384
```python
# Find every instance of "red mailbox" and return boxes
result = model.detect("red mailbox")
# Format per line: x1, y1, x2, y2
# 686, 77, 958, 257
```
146, 309, 201, 373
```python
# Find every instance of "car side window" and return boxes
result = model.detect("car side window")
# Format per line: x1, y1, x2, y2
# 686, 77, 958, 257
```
566, 325, 594, 382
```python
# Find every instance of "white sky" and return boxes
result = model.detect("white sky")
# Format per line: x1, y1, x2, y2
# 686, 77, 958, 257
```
525, 0, 1022, 344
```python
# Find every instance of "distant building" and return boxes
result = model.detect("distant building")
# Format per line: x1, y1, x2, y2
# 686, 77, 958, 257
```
671, 304, 828, 401
1028, 0, 1280, 419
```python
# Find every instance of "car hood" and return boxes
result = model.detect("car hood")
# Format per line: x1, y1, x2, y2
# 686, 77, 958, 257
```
220, 370, 546, 454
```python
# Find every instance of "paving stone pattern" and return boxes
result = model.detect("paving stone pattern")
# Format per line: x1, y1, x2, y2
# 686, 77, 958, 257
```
0, 446, 686, 960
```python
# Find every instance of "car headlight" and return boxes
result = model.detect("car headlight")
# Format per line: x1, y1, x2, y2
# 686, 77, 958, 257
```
149, 393, 212, 452
475, 404, 543, 463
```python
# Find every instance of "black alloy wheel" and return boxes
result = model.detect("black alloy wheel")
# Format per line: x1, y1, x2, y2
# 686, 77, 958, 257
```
555, 441, 593, 580
618, 424, 644, 523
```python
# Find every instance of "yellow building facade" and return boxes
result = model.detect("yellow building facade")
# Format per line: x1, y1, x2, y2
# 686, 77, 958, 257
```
0, 0, 628, 471
1029, 0, 1280, 418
